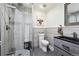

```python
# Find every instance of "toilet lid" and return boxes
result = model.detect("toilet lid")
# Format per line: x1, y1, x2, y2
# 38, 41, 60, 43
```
41, 40, 49, 44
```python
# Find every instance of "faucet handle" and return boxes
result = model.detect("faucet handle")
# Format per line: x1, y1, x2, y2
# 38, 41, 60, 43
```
72, 32, 77, 38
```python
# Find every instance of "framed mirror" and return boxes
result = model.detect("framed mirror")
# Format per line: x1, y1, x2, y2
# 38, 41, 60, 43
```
65, 3, 79, 26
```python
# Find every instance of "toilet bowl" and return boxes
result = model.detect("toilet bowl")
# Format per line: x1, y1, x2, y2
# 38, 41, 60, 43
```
39, 33, 49, 52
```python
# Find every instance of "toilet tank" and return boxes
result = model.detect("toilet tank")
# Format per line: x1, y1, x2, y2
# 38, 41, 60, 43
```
39, 33, 45, 40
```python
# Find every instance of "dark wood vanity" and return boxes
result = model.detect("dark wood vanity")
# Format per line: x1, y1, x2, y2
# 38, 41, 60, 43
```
54, 36, 79, 56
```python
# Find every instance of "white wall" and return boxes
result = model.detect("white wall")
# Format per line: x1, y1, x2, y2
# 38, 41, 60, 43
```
33, 4, 64, 28
46, 4, 64, 27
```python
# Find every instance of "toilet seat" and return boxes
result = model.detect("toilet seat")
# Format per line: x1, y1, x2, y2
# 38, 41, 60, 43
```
41, 40, 49, 46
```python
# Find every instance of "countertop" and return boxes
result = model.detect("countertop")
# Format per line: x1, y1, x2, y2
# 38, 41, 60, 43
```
54, 36, 79, 45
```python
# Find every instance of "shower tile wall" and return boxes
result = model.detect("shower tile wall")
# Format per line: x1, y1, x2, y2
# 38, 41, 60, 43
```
2, 5, 10, 55
47, 26, 79, 39
14, 8, 33, 50
63, 26, 79, 38
0, 4, 33, 55
0, 4, 4, 55
0, 4, 10, 55
14, 9, 24, 50
14, 23, 24, 50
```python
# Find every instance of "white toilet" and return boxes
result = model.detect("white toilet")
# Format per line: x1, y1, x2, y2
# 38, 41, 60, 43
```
39, 33, 49, 52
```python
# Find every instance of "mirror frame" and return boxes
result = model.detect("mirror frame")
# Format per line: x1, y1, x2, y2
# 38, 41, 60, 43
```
64, 3, 79, 26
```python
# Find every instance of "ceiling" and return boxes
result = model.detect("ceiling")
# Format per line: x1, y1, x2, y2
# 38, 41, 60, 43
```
11, 3, 62, 13
33, 3, 60, 13
12, 3, 32, 9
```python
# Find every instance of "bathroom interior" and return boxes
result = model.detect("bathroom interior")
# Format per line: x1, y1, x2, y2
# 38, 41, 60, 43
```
0, 3, 79, 56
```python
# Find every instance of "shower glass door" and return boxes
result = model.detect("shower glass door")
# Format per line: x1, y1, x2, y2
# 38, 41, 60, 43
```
4, 4, 33, 56
14, 9, 24, 51
14, 8, 33, 56
7, 7, 15, 54
3, 5, 15, 55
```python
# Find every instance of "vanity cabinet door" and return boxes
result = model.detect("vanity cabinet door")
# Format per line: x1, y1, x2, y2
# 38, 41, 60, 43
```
60, 40, 70, 51
60, 51, 71, 56
54, 38, 62, 48
54, 46, 61, 56
66, 42, 79, 56
60, 40, 75, 55
54, 46, 71, 56
54, 38, 71, 56
59, 49, 71, 56
61, 40, 79, 55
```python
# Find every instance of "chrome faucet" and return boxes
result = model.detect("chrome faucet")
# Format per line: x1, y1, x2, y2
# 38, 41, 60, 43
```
72, 32, 77, 38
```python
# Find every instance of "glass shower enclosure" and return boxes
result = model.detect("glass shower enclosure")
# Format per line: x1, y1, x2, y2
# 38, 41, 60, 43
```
0, 3, 33, 56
